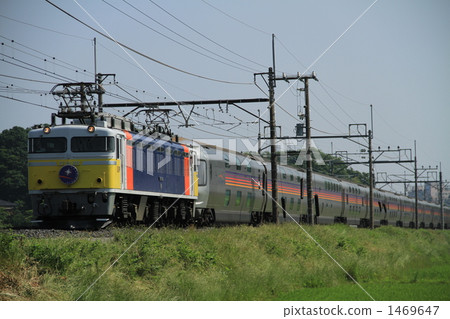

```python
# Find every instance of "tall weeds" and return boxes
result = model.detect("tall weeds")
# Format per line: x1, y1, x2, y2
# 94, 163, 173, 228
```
0, 224, 449, 300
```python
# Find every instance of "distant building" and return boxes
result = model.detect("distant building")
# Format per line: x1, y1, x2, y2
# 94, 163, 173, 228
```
408, 183, 450, 205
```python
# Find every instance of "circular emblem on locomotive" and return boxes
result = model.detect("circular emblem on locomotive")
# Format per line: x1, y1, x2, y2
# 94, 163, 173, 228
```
59, 165, 79, 185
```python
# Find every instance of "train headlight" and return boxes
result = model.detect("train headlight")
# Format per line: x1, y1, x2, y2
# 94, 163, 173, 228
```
87, 125, 95, 133
43, 126, 51, 134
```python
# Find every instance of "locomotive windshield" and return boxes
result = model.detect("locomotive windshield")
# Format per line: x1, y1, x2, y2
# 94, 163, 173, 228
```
29, 137, 67, 153
71, 136, 115, 152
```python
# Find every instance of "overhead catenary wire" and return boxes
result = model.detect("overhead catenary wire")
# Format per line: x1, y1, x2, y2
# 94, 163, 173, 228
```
0, 14, 92, 41
309, 88, 348, 132
0, 73, 59, 85
1, 54, 76, 83
1, 40, 91, 79
318, 81, 357, 123
320, 80, 368, 106
97, 41, 203, 99
0, 36, 186, 119
0, 35, 96, 80
115, 0, 260, 73
274, 35, 308, 72
45, 0, 253, 85
200, 0, 271, 36
147, 0, 267, 70
0, 94, 58, 111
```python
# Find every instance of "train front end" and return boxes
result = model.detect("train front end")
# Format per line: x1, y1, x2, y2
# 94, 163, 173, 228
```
28, 124, 123, 229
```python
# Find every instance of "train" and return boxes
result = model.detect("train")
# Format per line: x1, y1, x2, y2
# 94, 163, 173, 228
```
28, 112, 449, 230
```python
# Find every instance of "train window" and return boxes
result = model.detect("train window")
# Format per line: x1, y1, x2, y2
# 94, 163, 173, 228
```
224, 190, 231, 206
246, 163, 252, 172
290, 175, 294, 181
71, 136, 115, 152
224, 153, 230, 168
246, 192, 254, 208
198, 160, 207, 186
236, 157, 241, 170
236, 191, 242, 206
116, 138, 121, 159
29, 137, 67, 153
282, 172, 287, 179
297, 198, 301, 210
290, 198, 294, 210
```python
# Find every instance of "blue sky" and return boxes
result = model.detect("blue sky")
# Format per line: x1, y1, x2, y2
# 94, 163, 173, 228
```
1, 0, 449, 192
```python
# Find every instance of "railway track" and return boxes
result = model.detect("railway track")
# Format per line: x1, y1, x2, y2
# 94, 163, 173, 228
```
3, 228, 115, 239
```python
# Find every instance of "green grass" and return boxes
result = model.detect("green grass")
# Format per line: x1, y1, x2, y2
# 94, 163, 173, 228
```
278, 282, 450, 301
0, 224, 449, 301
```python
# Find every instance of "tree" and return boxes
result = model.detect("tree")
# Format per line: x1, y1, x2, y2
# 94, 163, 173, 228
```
0, 126, 30, 207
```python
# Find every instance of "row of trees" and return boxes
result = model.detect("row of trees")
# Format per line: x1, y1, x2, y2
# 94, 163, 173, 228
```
0, 126, 32, 227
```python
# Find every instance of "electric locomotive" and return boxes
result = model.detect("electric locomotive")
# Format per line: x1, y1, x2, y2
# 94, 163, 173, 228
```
28, 113, 198, 229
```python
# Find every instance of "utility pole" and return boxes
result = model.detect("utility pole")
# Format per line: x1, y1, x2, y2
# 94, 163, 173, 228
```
270, 33, 278, 223
440, 163, 444, 230
254, 35, 318, 224
268, 67, 278, 223
369, 129, 374, 229
414, 140, 418, 229
304, 77, 313, 225
369, 104, 374, 229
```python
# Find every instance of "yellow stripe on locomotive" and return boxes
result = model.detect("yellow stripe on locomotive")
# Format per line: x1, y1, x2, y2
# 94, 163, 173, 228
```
28, 158, 122, 190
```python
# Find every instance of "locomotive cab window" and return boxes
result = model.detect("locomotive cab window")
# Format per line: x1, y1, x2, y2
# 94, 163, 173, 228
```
71, 136, 115, 152
29, 137, 67, 153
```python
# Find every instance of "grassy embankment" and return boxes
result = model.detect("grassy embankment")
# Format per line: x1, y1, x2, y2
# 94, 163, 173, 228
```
1, 224, 449, 301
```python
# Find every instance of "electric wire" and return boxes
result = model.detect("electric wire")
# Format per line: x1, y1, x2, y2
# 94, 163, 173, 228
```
274, 35, 308, 71
318, 81, 357, 123
1, 55, 76, 82
97, 41, 203, 99
200, 0, 270, 36
0, 94, 58, 111
147, 0, 267, 70
1, 38, 177, 117
0, 73, 59, 84
0, 14, 92, 41
45, 0, 253, 85
118, 0, 260, 73
1, 41, 91, 79
309, 88, 348, 131
0, 35, 95, 78
103, 0, 256, 74
72, 0, 206, 129
320, 80, 368, 106
0, 79, 49, 94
